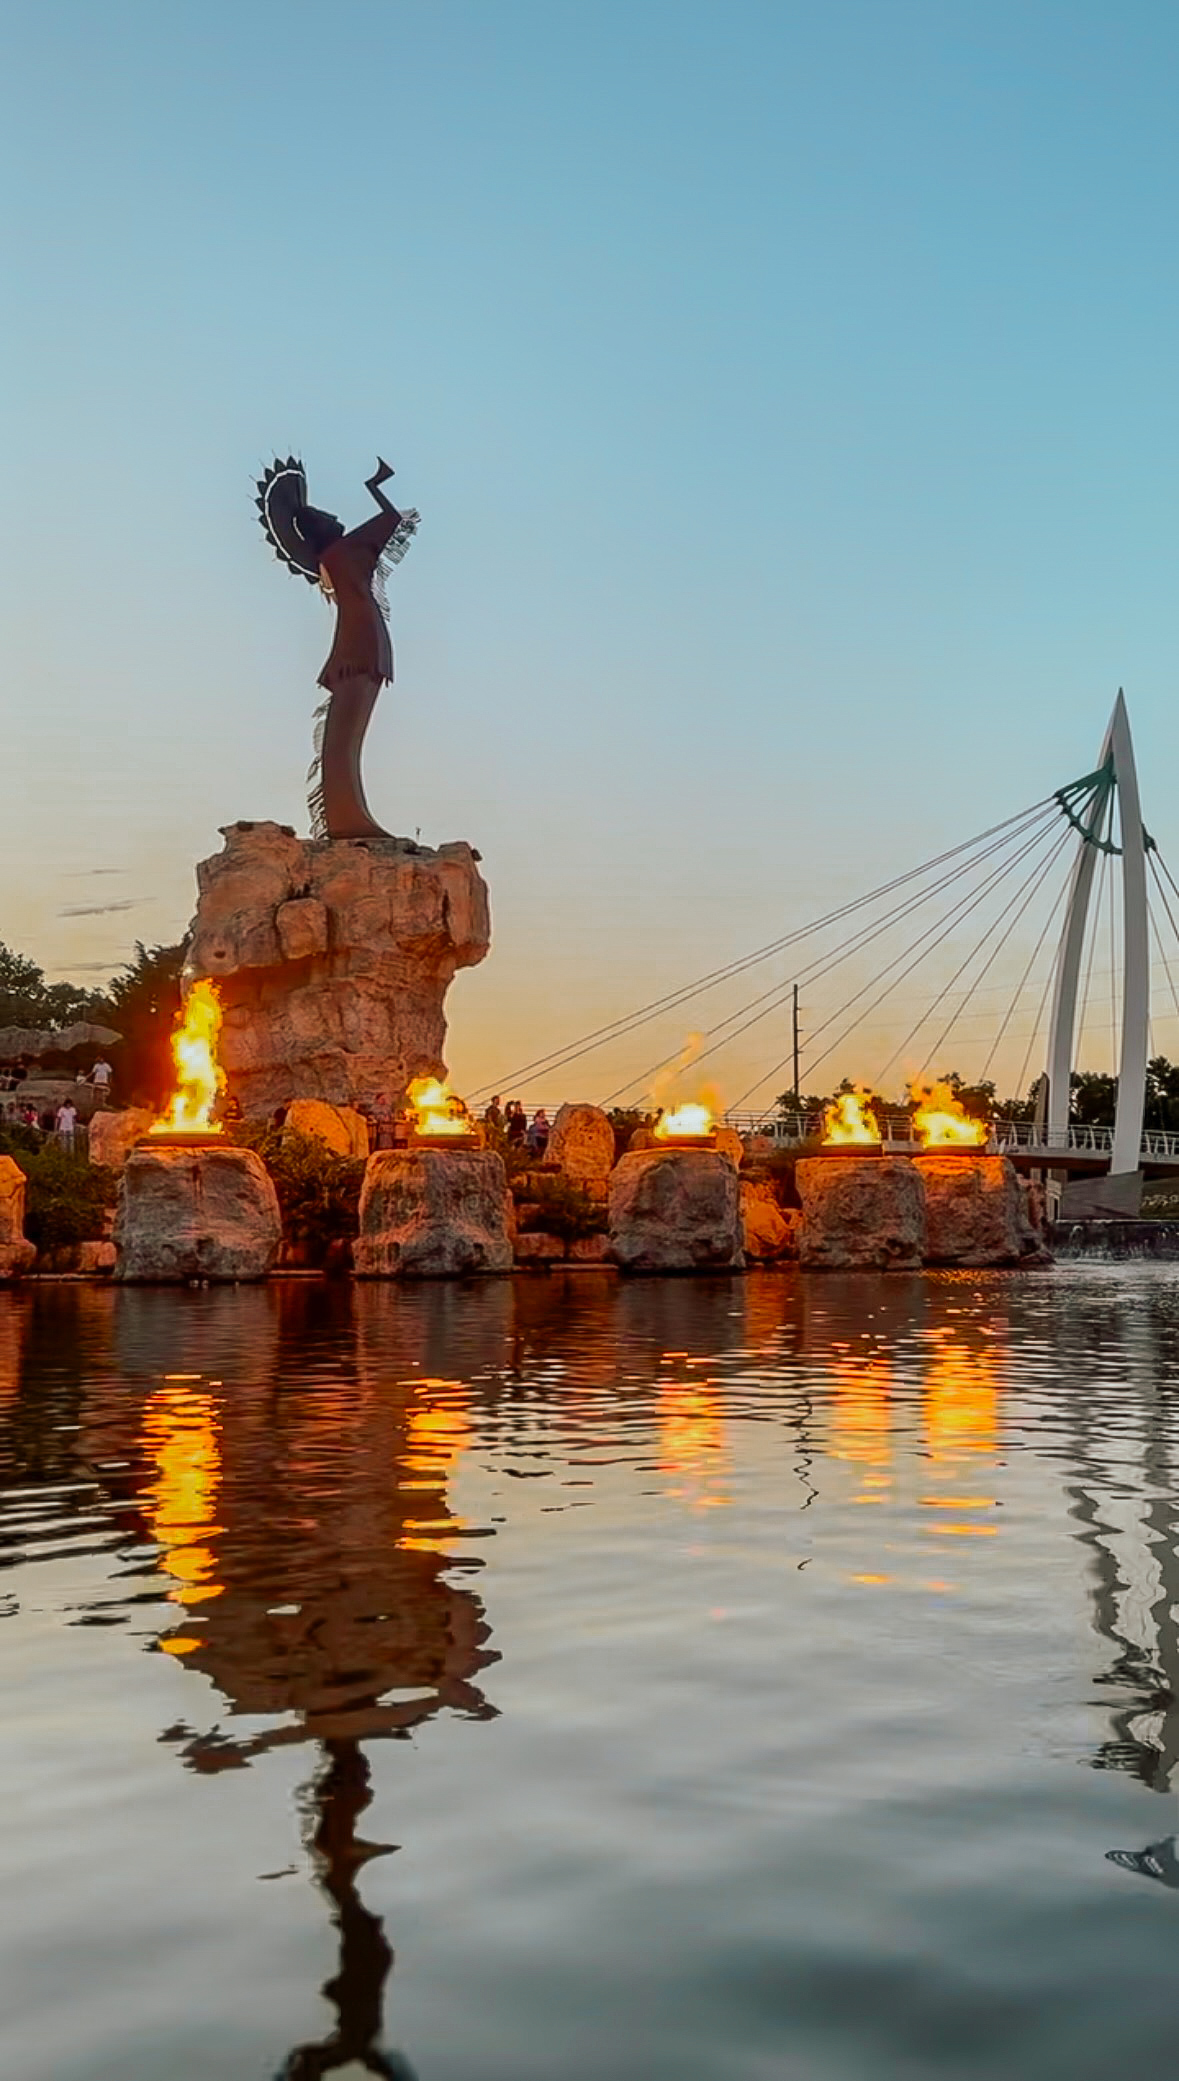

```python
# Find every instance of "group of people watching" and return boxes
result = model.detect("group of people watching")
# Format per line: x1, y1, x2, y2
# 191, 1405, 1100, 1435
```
482, 1097, 550, 1156
0, 1058, 115, 1155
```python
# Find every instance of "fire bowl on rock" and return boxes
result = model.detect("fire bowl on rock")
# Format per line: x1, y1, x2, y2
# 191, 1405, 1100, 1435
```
137, 1131, 228, 1151
411, 1131, 480, 1151
653, 1133, 718, 1152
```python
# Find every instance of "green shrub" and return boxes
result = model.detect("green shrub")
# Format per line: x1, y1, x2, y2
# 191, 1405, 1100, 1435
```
233, 1123, 365, 1264
514, 1174, 607, 1241
0, 1131, 117, 1252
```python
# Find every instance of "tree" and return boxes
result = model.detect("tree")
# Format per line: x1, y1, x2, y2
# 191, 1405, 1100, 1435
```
1070, 1070, 1118, 1126
0, 941, 107, 1029
103, 942, 187, 1106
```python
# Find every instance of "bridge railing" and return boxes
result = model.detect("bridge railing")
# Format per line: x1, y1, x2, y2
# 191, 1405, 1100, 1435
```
731, 1112, 1179, 1161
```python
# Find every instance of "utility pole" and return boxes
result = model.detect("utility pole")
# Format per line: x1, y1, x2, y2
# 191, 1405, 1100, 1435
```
792, 984, 801, 1109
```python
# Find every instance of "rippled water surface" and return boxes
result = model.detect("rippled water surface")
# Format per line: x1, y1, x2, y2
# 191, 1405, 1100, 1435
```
4, 1267, 1179, 2078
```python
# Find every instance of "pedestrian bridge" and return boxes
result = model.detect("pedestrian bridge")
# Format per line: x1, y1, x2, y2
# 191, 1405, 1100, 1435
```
738, 1112, 1179, 1177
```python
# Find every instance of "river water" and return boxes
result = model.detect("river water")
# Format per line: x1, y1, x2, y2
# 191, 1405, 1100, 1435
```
2, 1266, 1179, 2079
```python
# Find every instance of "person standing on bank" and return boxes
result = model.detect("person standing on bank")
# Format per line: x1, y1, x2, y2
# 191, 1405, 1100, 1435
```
256, 454, 420, 842
55, 1098, 78, 1153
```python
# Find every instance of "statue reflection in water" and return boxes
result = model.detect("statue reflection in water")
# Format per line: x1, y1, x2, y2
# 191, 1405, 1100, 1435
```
279, 1741, 416, 2081
79, 1283, 507, 2079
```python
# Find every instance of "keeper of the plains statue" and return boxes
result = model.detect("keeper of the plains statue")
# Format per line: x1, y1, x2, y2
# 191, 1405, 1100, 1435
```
255, 455, 420, 842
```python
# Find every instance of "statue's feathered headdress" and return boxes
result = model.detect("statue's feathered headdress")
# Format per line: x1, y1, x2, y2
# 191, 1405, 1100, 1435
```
255, 457, 319, 583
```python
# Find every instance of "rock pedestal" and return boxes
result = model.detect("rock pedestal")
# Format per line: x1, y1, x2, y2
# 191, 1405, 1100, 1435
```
608, 1149, 743, 1272
185, 820, 491, 1116
915, 1150, 1042, 1266
796, 1153, 926, 1270
545, 1104, 615, 1188
0, 1156, 35, 1278
88, 1107, 155, 1170
114, 1144, 282, 1282
355, 1148, 513, 1278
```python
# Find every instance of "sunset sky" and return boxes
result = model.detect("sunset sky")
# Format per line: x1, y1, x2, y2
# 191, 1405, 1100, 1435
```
6, 3, 1179, 1108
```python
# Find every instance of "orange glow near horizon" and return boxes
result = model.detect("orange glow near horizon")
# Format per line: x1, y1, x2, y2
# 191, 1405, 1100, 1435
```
148, 979, 226, 1136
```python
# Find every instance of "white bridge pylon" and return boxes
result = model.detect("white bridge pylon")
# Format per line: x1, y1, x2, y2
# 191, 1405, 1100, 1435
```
1046, 691, 1150, 1177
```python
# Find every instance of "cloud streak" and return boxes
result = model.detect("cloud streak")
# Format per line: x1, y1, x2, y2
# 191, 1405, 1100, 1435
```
58, 898, 151, 918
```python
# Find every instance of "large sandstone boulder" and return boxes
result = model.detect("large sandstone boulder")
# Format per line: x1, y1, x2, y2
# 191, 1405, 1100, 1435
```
796, 1153, 926, 1270
741, 1179, 799, 1261
114, 1145, 282, 1282
355, 1148, 513, 1278
0, 1156, 35, 1278
545, 1103, 615, 1186
714, 1126, 744, 1166
184, 820, 491, 1115
608, 1148, 743, 1273
916, 1150, 1045, 1267
88, 1107, 154, 1170
285, 1098, 370, 1160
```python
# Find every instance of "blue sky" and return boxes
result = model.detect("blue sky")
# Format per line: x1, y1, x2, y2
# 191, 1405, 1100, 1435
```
4, 3, 1179, 1103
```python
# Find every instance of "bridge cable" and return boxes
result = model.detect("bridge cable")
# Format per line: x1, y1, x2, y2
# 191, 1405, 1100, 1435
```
980, 858, 1074, 1083
880, 823, 1076, 1085
1075, 846, 1110, 1078
600, 802, 1065, 1106
605, 803, 1067, 1108
729, 814, 1068, 1115
465, 792, 1060, 1100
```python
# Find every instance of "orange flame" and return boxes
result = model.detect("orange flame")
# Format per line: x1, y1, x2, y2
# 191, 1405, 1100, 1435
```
822, 1087, 881, 1145
149, 980, 226, 1136
655, 1100, 716, 1141
407, 1075, 473, 1138
910, 1080, 986, 1148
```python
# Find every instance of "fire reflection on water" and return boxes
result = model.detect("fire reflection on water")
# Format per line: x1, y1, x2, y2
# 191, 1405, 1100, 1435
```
657, 1378, 731, 1511
921, 1328, 1001, 1540
141, 1381, 225, 1630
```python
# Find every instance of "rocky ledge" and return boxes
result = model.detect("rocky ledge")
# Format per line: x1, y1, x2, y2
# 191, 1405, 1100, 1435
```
186, 821, 490, 1115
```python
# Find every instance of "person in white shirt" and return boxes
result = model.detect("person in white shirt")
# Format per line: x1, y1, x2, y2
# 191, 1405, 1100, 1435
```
90, 1058, 113, 1105
55, 1100, 78, 1153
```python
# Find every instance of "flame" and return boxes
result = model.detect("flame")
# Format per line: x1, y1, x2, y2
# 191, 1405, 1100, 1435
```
655, 1100, 715, 1140
149, 979, 226, 1135
821, 1087, 881, 1145
407, 1075, 473, 1138
910, 1079, 986, 1148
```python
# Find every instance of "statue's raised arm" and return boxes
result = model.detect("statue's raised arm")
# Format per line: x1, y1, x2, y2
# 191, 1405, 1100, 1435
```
256, 456, 420, 841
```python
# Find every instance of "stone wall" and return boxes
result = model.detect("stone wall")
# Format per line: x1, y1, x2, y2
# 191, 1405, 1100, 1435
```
186, 820, 490, 1116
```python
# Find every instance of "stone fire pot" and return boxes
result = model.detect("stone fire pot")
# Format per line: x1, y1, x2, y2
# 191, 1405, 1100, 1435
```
914, 1149, 1041, 1267
795, 1153, 926, 1270
608, 1148, 744, 1273
114, 1144, 282, 1282
354, 1147, 514, 1278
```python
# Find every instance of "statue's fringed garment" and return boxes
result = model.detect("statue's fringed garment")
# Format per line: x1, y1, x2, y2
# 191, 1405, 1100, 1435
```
305, 510, 420, 838
307, 698, 332, 838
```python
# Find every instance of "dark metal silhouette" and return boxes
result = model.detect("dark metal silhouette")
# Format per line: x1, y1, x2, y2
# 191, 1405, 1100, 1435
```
257, 457, 420, 842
